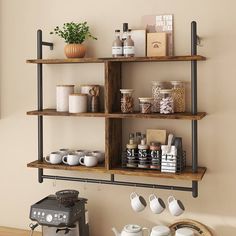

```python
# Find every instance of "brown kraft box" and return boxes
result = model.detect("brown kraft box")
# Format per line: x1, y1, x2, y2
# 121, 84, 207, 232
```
147, 32, 167, 56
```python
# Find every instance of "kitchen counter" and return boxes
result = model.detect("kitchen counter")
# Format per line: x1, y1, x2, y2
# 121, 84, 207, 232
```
0, 226, 41, 236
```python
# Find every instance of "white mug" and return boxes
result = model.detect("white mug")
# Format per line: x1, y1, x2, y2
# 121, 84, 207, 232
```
62, 154, 80, 166
59, 148, 70, 156
168, 196, 185, 216
45, 152, 62, 164
175, 228, 194, 236
149, 194, 166, 214
79, 155, 98, 167
91, 151, 105, 163
75, 150, 88, 157
130, 192, 147, 212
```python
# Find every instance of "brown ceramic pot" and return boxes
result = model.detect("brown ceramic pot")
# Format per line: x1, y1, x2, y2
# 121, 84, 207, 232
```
64, 44, 86, 58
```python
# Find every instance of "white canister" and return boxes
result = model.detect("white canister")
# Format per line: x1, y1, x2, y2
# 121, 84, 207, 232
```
56, 85, 75, 112
151, 226, 171, 236
69, 93, 87, 113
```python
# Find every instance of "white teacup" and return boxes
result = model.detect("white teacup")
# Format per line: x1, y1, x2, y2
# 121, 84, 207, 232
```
79, 155, 98, 167
62, 154, 80, 166
149, 194, 166, 214
45, 152, 62, 164
59, 148, 70, 156
75, 150, 89, 157
130, 192, 147, 212
168, 196, 185, 216
91, 151, 105, 163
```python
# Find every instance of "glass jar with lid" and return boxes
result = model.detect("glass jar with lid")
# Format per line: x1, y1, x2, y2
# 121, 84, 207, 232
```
139, 97, 154, 114
160, 89, 174, 114
152, 81, 165, 112
120, 89, 134, 113
171, 81, 185, 112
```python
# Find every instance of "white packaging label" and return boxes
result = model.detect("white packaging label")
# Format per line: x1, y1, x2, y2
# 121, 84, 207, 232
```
124, 46, 135, 55
112, 46, 122, 55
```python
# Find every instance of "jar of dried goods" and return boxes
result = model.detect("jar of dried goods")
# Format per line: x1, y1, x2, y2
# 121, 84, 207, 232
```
120, 89, 134, 113
171, 81, 185, 112
152, 81, 165, 112
139, 97, 154, 114
160, 89, 174, 114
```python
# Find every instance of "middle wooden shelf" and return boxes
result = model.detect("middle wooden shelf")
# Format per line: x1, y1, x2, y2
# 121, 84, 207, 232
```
27, 109, 206, 120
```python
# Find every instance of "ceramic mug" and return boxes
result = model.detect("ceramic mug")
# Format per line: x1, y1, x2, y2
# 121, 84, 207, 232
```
75, 150, 89, 157
130, 192, 147, 212
91, 151, 105, 163
59, 148, 70, 156
79, 155, 98, 167
175, 228, 194, 236
62, 154, 80, 166
168, 196, 185, 216
149, 194, 166, 214
45, 152, 62, 164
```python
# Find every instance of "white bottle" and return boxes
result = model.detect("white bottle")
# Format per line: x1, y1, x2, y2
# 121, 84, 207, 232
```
112, 30, 122, 57
123, 29, 135, 57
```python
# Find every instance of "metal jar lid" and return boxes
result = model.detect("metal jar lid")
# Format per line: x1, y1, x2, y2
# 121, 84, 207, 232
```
120, 89, 134, 94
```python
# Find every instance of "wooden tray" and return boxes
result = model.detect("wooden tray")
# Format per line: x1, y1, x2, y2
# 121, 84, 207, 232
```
169, 219, 213, 236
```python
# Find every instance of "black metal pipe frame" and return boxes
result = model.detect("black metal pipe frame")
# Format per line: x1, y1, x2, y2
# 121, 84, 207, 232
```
42, 175, 192, 192
37, 30, 53, 183
191, 21, 198, 198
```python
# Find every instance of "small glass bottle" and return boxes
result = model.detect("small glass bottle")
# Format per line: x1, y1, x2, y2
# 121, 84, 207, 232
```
123, 29, 135, 57
120, 89, 134, 113
126, 133, 137, 159
152, 81, 165, 113
136, 132, 142, 145
160, 89, 174, 114
139, 97, 154, 114
171, 81, 185, 112
112, 30, 123, 57
138, 134, 149, 159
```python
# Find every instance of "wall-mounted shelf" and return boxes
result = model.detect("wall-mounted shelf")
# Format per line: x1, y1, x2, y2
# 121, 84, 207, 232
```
26, 21, 207, 197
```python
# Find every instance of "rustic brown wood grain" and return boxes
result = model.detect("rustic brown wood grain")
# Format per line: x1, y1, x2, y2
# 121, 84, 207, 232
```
0, 227, 41, 236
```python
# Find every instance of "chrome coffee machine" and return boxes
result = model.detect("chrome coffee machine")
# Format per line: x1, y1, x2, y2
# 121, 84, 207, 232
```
29, 190, 89, 236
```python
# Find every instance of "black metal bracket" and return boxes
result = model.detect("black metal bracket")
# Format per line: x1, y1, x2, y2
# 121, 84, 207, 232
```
34, 22, 200, 197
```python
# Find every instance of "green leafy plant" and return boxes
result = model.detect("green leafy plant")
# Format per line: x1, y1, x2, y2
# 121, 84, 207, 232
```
50, 22, 97, 44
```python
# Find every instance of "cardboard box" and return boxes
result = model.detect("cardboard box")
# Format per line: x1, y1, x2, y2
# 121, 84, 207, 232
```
146, 129, 167, 145
131, 30, 146, 57
147, 32, 167, 56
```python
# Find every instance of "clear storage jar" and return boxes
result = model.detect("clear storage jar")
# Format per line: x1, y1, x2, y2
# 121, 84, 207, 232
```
171, 81, 185, 112
152, 81, 165, 112
160, 89, 174, 114
139, 97, 154, 114
120, 89, 134, 113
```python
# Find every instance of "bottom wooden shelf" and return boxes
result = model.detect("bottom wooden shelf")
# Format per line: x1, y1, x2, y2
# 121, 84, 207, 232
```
27, 160, 107, 174
109, 166, 206, 181
27, 160, 206, 181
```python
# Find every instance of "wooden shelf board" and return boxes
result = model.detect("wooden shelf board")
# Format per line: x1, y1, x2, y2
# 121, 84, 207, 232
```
108, 112, 207, 120
27, 109, 206, 120
27, 160, 206, 181
26, 55, 206, 64
27, 109, 106, 117
100, 55, 206, 62
110, 166, 206, 181
27, 160, 108, 173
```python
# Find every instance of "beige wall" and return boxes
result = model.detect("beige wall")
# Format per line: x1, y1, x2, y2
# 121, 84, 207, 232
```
0, 0, 236, 235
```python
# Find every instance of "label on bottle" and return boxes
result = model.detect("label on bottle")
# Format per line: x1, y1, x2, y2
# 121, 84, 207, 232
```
123, 46, 135, 55
112, 46, 122, 55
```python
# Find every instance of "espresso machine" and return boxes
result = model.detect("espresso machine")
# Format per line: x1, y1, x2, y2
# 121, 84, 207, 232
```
29, 190, 89, 236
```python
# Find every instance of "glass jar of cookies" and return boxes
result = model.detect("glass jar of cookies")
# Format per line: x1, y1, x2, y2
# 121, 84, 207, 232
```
120, 89, 134, 113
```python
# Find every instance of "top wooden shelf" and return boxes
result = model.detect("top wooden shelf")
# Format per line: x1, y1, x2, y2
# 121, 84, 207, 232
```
26, 55, 206, 64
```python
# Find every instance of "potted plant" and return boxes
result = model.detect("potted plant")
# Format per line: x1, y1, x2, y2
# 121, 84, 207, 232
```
50, 21, 97, 58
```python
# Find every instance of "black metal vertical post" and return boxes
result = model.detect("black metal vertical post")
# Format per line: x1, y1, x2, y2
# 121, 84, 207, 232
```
191, 21, 198, 198
37, 30, 43, 183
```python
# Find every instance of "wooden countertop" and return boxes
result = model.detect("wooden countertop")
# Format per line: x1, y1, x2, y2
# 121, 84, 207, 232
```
0, 226, 41, 236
